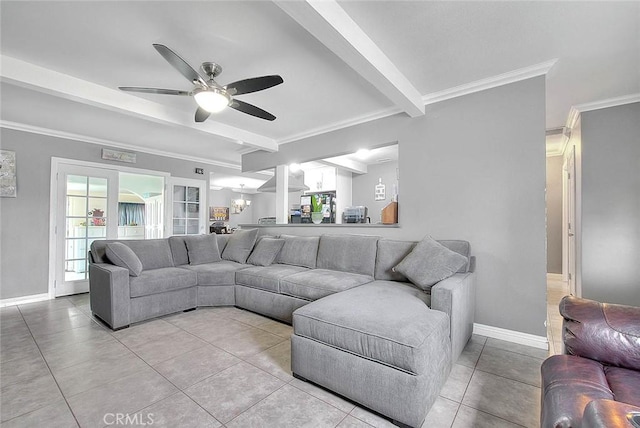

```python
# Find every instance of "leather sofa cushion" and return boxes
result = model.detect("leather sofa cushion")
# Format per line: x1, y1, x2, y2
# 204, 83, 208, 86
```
316, 234, 379, 277
129, 267, 197, 298
235, 264, 309, 293
280, 269, 373, 301
293, 281, 449, 374
561, 295, 640, 370
603, 366, 640, 406
583, 399, 640, 428
181, 261, 247, 286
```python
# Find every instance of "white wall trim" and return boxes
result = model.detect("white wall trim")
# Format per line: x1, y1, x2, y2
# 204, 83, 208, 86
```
547, 273, 564, 281
0, 293, 50, 308
566, 93, 640, 134
573, 93, 640, 114
422, 59, 558, 106
473, 323, 548, 350
277, 59, 557, 146
0, 120, 242, 170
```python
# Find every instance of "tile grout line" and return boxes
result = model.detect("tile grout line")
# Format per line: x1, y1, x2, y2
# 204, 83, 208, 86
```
8, 301, 84, 428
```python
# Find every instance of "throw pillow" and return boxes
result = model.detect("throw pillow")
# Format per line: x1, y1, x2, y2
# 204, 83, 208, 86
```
247, 238, 285, 266
184, 235, 221, 265
393, 235, 467, 291
105, 242, 143, 277
221, 228, 259, 264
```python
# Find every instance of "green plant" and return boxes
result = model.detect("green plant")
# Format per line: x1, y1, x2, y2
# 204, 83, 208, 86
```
311, 195, 323, 213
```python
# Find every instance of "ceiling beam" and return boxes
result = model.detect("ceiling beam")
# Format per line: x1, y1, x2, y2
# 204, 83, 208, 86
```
0, 55, 278, 152
275, 0, 424, 117
319, 157, 368, 174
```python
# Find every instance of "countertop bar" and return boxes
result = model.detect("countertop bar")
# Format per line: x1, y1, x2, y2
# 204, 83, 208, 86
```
238, 223, 400, 228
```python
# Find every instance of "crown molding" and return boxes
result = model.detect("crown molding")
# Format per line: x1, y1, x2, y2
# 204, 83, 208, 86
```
574, 93, 640, 114
422, 59, 558, 106
565, 93, 640, 135
277, 106, 403, 145
278, 59, 558, 145
0, 120, 242, 170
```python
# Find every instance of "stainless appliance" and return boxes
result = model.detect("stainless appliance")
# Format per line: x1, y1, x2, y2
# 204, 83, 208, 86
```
342, 206, 369, 223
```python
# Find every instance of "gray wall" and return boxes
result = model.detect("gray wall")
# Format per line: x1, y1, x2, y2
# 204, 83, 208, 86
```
249, 76, 548, 336
0, 129, 214, 300
546, 156, 563, 274
580, 102, 640, 306
209, 188, 254, 229
352, 161, 398, 224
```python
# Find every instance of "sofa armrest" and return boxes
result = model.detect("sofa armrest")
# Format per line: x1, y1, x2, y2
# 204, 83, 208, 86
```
89, 263, 131, 330
431, 272, 475, 362
561, 295, 640, 370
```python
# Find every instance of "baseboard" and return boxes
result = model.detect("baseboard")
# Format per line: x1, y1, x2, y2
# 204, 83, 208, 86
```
0, 293, 50, 308
473, 323, 548, 350
546, 273, 563, 281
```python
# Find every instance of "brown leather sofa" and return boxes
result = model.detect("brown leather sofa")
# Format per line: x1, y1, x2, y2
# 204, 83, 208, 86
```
541, 296, 640, 427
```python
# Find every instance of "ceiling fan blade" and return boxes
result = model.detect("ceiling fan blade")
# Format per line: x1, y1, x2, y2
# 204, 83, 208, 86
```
195, 107, 211, 123
225, 75, 283, 95
153, 44, 207, 86
119, 87, 190, 96
229, 99, 276, 121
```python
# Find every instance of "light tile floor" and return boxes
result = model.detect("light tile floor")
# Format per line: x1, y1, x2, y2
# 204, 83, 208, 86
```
0, 280, 568, 428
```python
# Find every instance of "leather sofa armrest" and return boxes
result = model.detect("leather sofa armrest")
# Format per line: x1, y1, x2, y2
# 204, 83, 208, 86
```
431, 272, 476, 362
583, 399, 640, 428
561, 295, 640, 370
89, 263, 131, 330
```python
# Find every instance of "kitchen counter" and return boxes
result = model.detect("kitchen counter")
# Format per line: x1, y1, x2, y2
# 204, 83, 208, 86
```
239, 223, 400, 228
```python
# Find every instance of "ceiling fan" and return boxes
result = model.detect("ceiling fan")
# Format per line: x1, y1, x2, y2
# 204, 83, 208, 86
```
119, 44, 283, 122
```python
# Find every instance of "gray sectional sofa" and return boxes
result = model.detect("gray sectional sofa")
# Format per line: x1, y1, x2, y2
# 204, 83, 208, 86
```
89, 231, 475, 428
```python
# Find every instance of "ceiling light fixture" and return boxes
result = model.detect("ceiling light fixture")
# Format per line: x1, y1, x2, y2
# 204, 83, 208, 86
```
193, 87, 231, 113
233, 184, 251, 213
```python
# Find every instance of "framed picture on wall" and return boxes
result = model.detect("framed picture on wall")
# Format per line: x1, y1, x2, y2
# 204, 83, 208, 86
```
210, 206, 229, 221
0, 150, 17, 198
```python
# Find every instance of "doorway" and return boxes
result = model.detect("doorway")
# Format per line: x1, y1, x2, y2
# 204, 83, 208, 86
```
50, 159, 169, 297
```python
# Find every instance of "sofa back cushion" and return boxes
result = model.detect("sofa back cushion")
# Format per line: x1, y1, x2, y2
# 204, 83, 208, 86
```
184, 235, 222, 265
217, 234, 231, 253
168, 236, 189, 266
221, 228, 259, 264
317, 234, 379, 276
276, 235, 320, 268
247, 237, 285, 266
375, 239, 471, 281
90, 239, 174, 270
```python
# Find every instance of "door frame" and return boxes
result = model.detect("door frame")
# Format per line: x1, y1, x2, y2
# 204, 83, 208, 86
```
48, 157, 170, 298
167, 176, 208, 236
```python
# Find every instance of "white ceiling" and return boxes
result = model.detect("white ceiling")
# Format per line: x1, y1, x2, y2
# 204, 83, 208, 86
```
1, 1, 638, 170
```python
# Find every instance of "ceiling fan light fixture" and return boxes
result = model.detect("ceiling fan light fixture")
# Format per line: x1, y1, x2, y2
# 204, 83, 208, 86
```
194, 88, 230, 113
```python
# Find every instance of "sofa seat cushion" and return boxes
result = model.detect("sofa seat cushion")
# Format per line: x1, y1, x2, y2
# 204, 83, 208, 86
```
181, 261, 248, 286
280, 269, 373, 301
603, 366, 640, 406
235, 264, 309, 293
129, 267, 197, 298
293, 281, 450, 374
541, 355, 615, 428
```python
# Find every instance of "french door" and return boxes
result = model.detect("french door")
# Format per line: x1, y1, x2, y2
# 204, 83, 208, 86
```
54, 164, 118, 296
169, 177, 207, 235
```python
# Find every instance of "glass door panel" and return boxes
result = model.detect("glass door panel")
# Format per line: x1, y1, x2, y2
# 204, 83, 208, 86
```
169, 178, 206, 236
56, 165, 117, 296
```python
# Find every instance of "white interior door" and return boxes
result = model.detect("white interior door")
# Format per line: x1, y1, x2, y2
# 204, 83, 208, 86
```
169, 177, 207, 236
55, 164, 118, 296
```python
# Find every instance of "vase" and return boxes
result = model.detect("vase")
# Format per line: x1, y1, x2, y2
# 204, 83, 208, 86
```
311, 212, 323, 224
